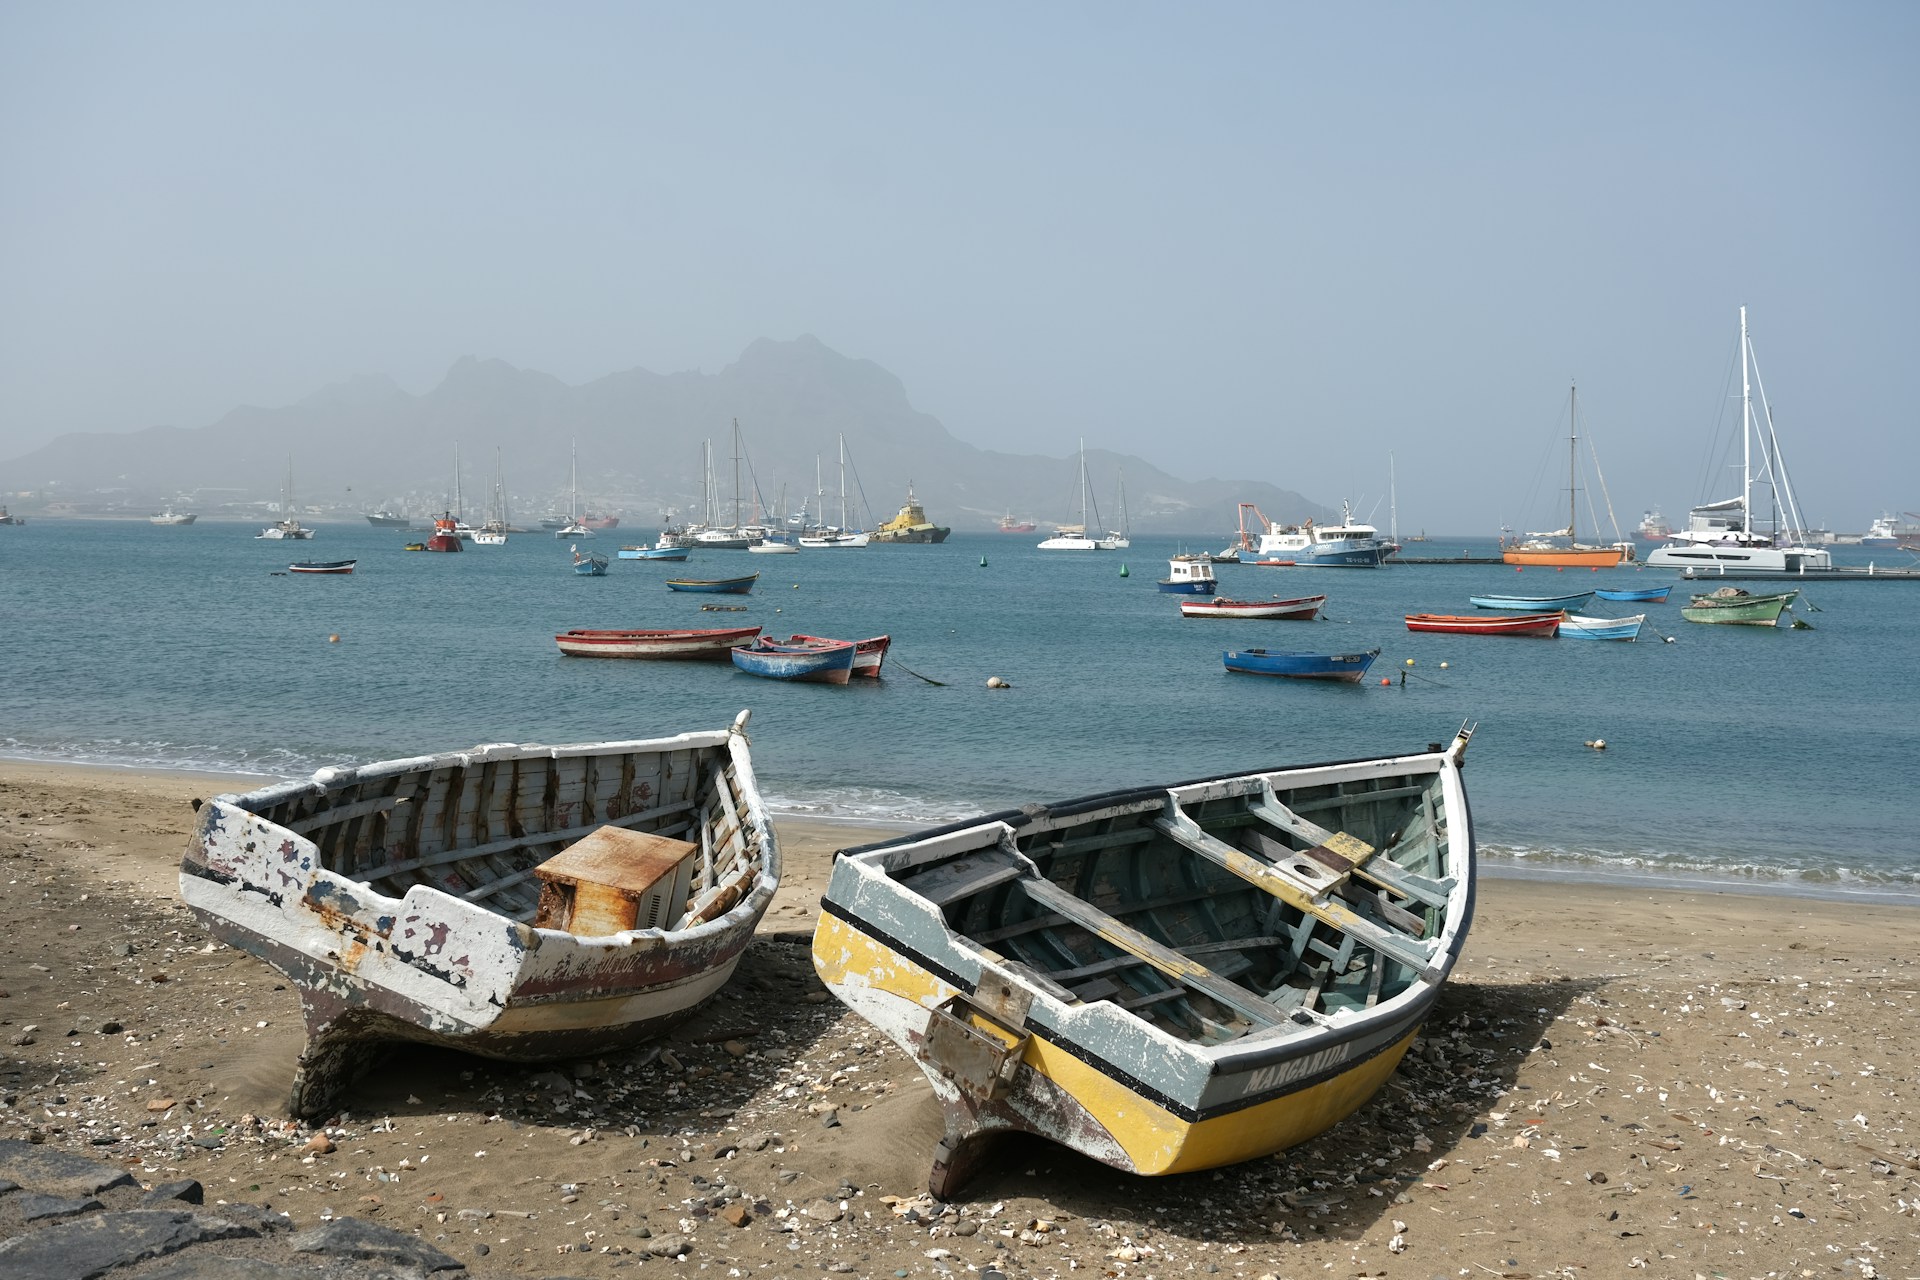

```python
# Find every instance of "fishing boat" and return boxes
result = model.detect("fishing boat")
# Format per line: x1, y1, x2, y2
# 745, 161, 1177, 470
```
150, 508, 197, 525
1646, 309, 1832, 578
1237, 501, 1393, 567
581, 515, 620, 530
1593, 585, 1671, 603
553, 626, 761, 659
257, 457, 315, 540
1157, 558, 1219, 595
1404, 612, 1563, 637
730, 636, 856, 684
811, 728, 1477, 1196
571, 545, 610, 576
0, 506, 23, 525
1468, 591, 1595, 612
870, 482, 951, 544
425, 513, 464, 553
618, 544, 692, 561
1500, 384, 1627, 568
1680, 587, 1799, 626
666, 573, 759, 595
288, 559, 357, 575
1179, 594, 1326, 621
180, 712, 779, 1120
1558, 613, 1646, 641
1222, 648, 1381, 682
788, 633, 890, 678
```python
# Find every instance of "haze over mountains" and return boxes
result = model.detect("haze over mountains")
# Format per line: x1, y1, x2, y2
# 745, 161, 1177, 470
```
0, 337, 1331, 533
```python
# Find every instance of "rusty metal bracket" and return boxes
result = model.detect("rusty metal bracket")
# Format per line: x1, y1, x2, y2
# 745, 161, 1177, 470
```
924, 988, 1031, 1102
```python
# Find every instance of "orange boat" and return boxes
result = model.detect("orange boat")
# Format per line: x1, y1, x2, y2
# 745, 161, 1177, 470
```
1405, 612, 1563, 637
1500, 544, 1623, 568
1500, 383, 1629, 569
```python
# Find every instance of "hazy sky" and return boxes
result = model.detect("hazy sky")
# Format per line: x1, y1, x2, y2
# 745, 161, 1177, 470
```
3, 3, 1914, 531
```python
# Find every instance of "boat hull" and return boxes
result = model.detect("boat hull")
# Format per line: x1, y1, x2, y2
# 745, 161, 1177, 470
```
1223, 648, 1380, 681
731, 639, 855, 683
573, 557, 610, 576
554, 627, 760, 659
289, 560, 357, 574
180, 716, 779, 1120
1500, 547, 1623, 568
1680, 591, 1797, 625
811, 734, 1475, 1194
1156, 579, 1218, 595
617, 545, 692, 560
1468, 592, 1594, 611
1593, 586, 1671, 603
1559, 613, 1645, 641
789, 633, 890, 678
1180, 595, 1325, 620
1405, 612, 1562, 636
665, 574, 759, 594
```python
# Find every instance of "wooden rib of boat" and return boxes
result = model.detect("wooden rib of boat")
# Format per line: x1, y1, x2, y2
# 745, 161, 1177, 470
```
1180, 594, 1326, 620
180, 712, 779, 1120
788, 633, 890, 678
288, 560, 357, 575
666, 573, 759, 595
1680, 587, 1798, 626
730, 636, 856, 684
1404, 612, 1562, 637
553, 626, 761, 660
1559, 613, 1646, 641
1593, 585, 1671, 603
1222, 648, 1381, 682
1468, 591, 1593, 611
812, 727, 1477, 1196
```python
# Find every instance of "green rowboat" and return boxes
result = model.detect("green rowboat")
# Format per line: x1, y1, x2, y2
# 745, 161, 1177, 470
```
1680, 587, 1799, 626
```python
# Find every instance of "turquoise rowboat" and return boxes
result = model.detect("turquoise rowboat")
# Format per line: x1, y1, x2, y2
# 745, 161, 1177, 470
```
665, 573, 759, 594
1467, 591, 1594, 611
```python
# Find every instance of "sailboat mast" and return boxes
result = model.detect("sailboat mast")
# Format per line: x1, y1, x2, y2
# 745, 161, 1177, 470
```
838, 434, 848, 529
454, 442, 463, 519
1568, 383, 1579, 543
1739, 305, 1752, 538
731, 419, 743, 530
1389, 451, 1398, 546
1078, 438, 1088, 527
570, 440, 578, 521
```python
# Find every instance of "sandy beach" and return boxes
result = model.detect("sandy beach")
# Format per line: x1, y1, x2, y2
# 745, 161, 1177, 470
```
2, 758, 1916, 1279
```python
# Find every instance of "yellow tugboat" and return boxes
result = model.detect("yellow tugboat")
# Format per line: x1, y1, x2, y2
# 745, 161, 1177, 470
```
870, 482, 951, 544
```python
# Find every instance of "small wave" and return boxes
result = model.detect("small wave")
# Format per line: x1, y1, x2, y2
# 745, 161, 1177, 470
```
0, 735, 314, 782
1483, 840, 1920, 903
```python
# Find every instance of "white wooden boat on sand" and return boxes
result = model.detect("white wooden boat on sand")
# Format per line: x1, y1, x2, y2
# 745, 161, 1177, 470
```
182, 712, 778, 1119
812, 727, 1475, 1196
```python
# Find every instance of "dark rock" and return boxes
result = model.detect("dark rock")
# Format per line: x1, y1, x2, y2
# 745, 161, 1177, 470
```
290, 1217, 465, 1272
99, 1022, 123, 1035
217, 1202, 294, 1232
145, 1259, 330, 1280
0, 1139, 139, 1196
0, 1209, 257, 1280
0, 1179, 18, 1196
143, 1179, 206, 1206
191, 1136, 225, 1150
16, 1192, 105, 1222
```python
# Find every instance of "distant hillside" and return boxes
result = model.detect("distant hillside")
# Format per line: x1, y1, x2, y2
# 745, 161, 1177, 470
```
0, 336, 1333, 532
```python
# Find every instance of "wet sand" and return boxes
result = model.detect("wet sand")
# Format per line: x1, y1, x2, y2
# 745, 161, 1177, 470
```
2, 759, 1916, 1278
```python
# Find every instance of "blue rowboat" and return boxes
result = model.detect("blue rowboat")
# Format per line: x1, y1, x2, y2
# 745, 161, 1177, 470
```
730, 636, 855, 684
1559, 613, 1646, 641
618, 545, 692, 561
1468, 591, 1594, 611
666, 573, 758, 594
571, 553, 609, 576
1222, 647, 1381, 682
1593, 585, 1671, 603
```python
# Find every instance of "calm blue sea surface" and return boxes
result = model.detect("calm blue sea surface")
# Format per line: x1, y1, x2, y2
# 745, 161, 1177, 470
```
5, 521, 1918, 899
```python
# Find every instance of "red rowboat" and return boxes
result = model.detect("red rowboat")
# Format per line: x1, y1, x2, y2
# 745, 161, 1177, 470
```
1404, 612, 1562, 637
554, 626, 761, 659
1179, 595, 1324, 621
788, 633, 891, 678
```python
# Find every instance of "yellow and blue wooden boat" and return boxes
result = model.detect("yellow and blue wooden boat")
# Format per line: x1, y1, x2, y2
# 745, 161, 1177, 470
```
812, 728, 1476, 1196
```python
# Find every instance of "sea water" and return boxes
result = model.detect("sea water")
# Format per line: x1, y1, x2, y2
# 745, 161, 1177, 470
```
4, 521, 1917, 900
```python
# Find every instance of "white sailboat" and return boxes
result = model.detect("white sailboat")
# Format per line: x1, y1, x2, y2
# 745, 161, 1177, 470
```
1038, 440, 1107, 550
256, 456, 314, 539
797, 434, 870, 548
1095, 467, 1131, 550
1647, 307, 1832, 577
553, 442, 590, 538
473, 447, 509, 544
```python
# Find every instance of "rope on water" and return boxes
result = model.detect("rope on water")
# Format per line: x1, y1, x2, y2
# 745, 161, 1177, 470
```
890, 658, 948, 687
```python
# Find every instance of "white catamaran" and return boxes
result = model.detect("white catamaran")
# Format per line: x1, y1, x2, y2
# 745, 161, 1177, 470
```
1647, 307, 1831, 578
